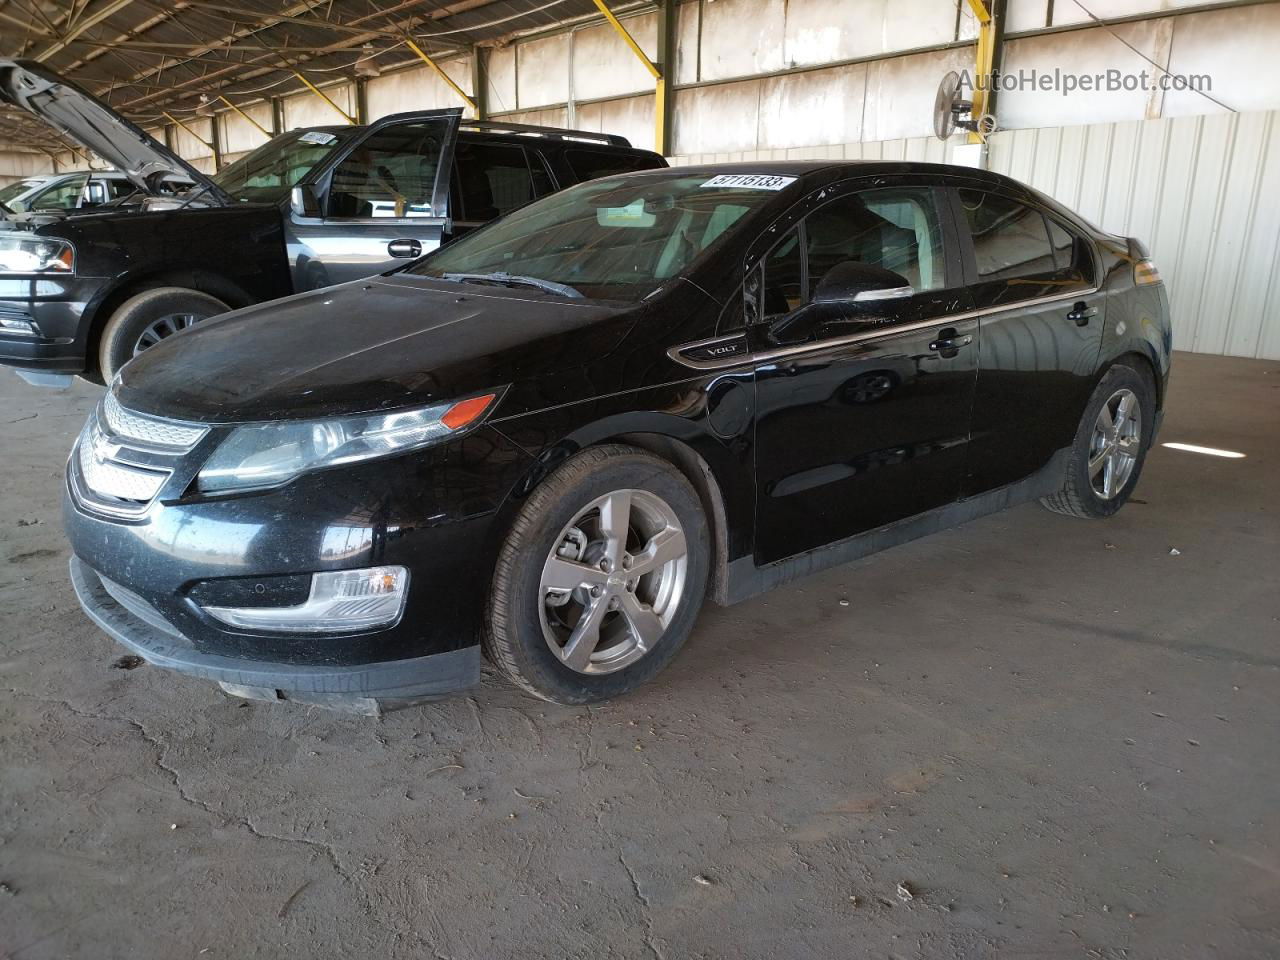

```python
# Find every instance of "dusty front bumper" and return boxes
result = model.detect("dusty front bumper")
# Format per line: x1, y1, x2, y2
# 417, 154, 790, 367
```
70, 556, 481, 710
0, 275, 106, 374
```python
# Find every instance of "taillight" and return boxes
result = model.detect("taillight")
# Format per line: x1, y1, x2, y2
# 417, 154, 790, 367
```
1134, 259, 1161, 286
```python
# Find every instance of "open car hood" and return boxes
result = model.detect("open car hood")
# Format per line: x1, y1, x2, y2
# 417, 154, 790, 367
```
0, 59, 230, 203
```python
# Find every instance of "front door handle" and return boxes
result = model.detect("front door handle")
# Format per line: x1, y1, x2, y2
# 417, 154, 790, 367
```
1067, 302, 1098, 326
928, 329, 973, 357
388, 238, 422, 258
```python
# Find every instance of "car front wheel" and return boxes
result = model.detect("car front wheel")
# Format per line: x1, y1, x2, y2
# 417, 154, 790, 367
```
1041, 361, 1157, 519
98, 287, 230, 381
485, 444, 709, 704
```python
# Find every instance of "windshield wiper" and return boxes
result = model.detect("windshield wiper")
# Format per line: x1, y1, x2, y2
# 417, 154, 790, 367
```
442, 271, 583, 299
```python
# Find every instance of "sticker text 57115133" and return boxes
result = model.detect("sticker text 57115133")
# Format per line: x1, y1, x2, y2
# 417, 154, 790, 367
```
700, 174, 797, 191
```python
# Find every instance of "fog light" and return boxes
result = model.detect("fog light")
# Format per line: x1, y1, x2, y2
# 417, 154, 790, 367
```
0, 316, 37, 336
203, 565, 409, 633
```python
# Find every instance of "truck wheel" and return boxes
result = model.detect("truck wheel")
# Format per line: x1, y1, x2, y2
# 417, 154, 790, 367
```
1040, 362, 1156, 519
484, 444, 710, 704
98, 287, 229, 380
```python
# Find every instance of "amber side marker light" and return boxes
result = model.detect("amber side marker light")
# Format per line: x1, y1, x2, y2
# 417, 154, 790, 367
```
442, 393, 497, 430
1161, 442, 1246, 459
1134, 259, 1162, 286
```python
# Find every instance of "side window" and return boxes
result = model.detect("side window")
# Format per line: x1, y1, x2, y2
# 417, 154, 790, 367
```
806, 188, 945, 293
754, 186, 945, 324
563, 148, 662, 183
326, 122, 446, 219
761, 227, 804, 321
31, 175, 88, 211
105, 179, 136, 200
454, 141, 538, 222
958, 189, 1056, 281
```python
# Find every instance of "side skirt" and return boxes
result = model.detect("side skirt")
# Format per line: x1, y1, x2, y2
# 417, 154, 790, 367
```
724, 447, 1070, 605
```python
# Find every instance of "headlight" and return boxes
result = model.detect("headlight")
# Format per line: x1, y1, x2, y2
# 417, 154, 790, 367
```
197, 392, 499, 494
0, 237, 74, 274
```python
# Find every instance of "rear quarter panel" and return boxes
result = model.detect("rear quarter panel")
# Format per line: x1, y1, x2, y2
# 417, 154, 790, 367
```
1097, 236, 1173, 405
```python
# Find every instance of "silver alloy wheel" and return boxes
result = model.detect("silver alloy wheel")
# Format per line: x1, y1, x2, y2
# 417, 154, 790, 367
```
132, 312, 201, 356
539, 488, 689, 674
1089, 387, 1142, 500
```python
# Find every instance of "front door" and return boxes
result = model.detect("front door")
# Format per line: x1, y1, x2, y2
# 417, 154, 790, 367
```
950, 187, 1106, 495
750, 182, 979, 565
285, 110, 460, 290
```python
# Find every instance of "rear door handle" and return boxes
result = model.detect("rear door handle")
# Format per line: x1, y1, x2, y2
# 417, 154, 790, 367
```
1067, 303, 1098, 326
388, 238, 422, 258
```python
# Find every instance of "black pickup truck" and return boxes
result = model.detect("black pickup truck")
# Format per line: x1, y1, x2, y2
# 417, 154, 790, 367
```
0, 59, 664, 384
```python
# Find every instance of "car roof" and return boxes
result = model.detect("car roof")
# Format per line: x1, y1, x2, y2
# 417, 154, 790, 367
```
662, 159, 1022, 186
294, 120, 648, 153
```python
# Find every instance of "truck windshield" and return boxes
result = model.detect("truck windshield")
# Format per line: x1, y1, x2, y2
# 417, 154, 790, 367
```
411, 172, 790, 301
211, 128, 353, 203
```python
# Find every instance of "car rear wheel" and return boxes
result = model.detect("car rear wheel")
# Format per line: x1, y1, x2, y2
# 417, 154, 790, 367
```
484, 444, 709, 704
1041, 361, 1156, 519
98, 287, 229, 381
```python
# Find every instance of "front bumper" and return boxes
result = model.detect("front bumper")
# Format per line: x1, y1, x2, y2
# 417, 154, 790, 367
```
63, 420, 530, 665
71, 556, 480, 708
0, 275, 106, 373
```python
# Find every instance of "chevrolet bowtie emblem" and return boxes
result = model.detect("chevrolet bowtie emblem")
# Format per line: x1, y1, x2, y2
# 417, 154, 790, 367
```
91, 430, 122, 463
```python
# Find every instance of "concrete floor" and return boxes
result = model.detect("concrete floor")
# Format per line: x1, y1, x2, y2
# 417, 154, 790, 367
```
1, 351, 1277, 960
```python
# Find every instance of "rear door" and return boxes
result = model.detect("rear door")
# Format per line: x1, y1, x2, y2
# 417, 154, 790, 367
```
285, 110, 460, 290
949, 186, 1105, 495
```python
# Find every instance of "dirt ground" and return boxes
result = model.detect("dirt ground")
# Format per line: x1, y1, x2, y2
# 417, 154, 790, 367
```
1, 351, 1277, 960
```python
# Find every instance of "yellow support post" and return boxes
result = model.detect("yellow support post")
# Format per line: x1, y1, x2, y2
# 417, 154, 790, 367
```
218, 95, 272, 139
404, 38, 478, 113
591, 0, 660, 80
592, 0, 668, 152
966, 0, 994, 144
293, 71, 357, 125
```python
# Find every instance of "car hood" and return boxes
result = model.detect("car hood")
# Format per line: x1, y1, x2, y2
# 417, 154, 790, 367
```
115, 275, 640, 423
0, 59, 229, 202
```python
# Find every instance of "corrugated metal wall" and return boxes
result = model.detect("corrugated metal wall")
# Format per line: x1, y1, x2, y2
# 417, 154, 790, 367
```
989, 111, 1280, 362
673, 109, 1280, 361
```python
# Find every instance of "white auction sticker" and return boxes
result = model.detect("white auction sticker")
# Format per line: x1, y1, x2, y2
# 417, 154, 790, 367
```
700, 174, 797, 191
298, 131, 338, 145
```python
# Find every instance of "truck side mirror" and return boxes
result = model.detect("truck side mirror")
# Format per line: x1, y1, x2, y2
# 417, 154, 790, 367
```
290, 184, 322, 218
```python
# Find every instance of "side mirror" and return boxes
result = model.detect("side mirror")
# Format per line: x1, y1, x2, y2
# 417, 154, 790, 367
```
813, 260, 913, 305
290, 184, 322, 218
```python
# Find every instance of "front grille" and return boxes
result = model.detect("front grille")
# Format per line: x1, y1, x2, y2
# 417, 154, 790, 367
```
77, 437, 168, 503
70, 393, 208, 519
102, 391, 207, 451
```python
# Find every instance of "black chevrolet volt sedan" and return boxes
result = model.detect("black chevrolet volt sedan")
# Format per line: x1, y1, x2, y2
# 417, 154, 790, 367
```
63, 161, 1172, 710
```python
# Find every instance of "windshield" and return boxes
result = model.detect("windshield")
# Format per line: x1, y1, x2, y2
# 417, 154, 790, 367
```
0, 178, 45, 211
211, 128, 353, 202
410, 173, 789, 301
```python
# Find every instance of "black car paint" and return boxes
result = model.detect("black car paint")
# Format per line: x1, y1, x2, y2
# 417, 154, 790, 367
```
1, 126, 665, 376
63, 160, 1172, 701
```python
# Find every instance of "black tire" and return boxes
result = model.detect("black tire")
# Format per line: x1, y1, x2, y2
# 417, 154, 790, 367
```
1040, 361, 1156, 519
484, 444, 710, 704
98, 287, 229, 381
